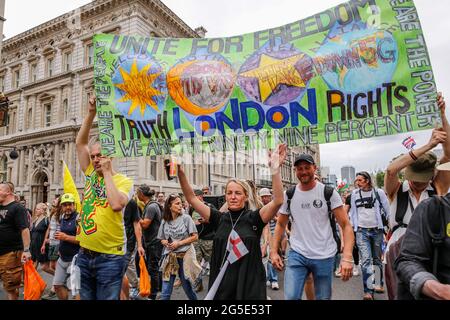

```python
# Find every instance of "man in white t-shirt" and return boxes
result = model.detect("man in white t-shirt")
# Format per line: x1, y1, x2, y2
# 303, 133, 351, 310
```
349, 171, 390, 300
270, 154, 355, 300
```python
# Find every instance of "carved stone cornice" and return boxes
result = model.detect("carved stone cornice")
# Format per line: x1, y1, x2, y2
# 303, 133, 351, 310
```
3, 0, 199, 53
20, 71, 75, 91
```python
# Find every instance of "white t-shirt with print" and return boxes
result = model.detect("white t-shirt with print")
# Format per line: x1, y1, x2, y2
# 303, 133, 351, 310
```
280, 182, 343, 259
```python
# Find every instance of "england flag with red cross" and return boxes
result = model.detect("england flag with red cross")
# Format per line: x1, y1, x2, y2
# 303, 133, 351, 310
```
227, 229, 249, 264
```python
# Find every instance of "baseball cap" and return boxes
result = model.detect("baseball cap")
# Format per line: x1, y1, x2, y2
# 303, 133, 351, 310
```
294, 154, 315, 166
259, 188, 271, 197
194, 189, 203, 196
60, 193, 75, 204
404, 152, 437, 183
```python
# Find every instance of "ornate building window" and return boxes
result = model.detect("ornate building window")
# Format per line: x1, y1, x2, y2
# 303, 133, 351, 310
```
27, 107, 33, 130
63, 99, 69, 121
44, 103, 52, 127
149, 155, 157, 180
29, 63, 37, 82
13, 69, 20, 89
0, 156, 7, 181
46, 57, 54, 77
85, 43, 93, 66
63, 51, 72, 72
0, 76, 4, 92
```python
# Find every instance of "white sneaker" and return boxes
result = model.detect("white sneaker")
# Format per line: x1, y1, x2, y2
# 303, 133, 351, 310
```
271, 282, 279, 290
353, 265, 360, 276
334, 270, 342, 277
266, 281, 271, 287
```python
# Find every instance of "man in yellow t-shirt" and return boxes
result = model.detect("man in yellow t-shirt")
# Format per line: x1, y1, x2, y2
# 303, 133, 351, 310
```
75, 96, 133, 300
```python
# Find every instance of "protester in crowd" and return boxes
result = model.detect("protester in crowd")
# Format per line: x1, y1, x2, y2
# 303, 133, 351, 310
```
75, 96, 133, 300
30, 203, 54, 275
120, 196, 145, 300
42, 196, 62, 275
0, 182, 32, 300
219, 179, 263, 212
344, 192, 360, 277
19, 198, 32, 225
158, 194, 200, 300
348, 171, 390, 300
384, 93, 450, 299
52, 193, 80, 300
189, 189, 215, 293
157, 192, 166, 210
137, 184, 163, 300
178, 144, 287, 299
202, 186, 211, 196
394, 159, 450, 300
259, 188, 279, 290
270, 153, 354, 300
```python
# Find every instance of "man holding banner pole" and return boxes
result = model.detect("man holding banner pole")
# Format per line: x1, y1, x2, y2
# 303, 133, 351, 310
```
75, 96, 133, 300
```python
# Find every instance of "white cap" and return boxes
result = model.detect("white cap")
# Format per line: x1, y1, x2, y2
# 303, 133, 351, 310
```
259, 188, 271, 197
437, 162, 450, 171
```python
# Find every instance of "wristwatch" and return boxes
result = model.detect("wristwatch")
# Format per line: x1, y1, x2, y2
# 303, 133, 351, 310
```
23, 248, 30, 253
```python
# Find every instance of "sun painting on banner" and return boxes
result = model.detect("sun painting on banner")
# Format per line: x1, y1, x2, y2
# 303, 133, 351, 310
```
112, 56, 167, 121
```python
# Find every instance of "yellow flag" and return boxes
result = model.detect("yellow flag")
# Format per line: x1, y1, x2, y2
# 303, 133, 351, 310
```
63, 161, 81, 213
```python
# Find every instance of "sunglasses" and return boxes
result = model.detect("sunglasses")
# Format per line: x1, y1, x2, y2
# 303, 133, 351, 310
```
356, 172, 371, 180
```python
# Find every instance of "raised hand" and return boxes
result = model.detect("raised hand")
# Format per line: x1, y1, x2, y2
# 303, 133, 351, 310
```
268, 143, 288, 174
88, 96, 97, 114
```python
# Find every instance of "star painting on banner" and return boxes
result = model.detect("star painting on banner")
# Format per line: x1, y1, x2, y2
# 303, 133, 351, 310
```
240, 53, 307, 103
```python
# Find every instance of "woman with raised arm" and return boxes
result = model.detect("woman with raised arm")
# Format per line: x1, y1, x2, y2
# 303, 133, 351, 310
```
177, 143, 287, 299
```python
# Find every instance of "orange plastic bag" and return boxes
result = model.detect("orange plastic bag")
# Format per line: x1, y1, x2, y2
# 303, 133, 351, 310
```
24, 260, 46, 300
139, 255, 150, 297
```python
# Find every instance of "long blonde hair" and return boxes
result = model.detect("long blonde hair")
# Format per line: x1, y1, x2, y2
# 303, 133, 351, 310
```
224, 179, 263, 211
32, 202, 48, 223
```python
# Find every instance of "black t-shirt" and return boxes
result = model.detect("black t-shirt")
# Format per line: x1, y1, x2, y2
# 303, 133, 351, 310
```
208, 207, 267, 299
124, 199, 141, 252
143, 201, 162, 247
59, 211, 80, 262
189, 202, 216, 240
0, 202, 28, 256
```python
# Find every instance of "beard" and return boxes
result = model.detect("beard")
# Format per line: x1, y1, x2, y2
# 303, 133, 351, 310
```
299, 174, 314, 185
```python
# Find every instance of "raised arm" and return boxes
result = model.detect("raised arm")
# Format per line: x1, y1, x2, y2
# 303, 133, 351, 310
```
177, 164, 211, 222
260, 144, 287, 223
434, 92, 450, 194
385, 128, 446, 199
76, 96, 97, 172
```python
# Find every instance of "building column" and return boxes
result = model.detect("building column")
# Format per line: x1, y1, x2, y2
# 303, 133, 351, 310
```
58, 86, 64, 123
53, 142, 60, 184
18, 148, 25, 186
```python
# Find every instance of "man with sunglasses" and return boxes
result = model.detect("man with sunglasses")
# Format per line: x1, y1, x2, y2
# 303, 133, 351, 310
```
75, 96, 133, 300
349, 171, 390, 300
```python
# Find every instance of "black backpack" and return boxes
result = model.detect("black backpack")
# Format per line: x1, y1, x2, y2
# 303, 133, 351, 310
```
394, 184, 436, 231
429, 195, 447, 276
286, 185, 342, 252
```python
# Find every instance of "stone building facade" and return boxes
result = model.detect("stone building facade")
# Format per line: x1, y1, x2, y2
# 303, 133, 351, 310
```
0, 0, 320, 208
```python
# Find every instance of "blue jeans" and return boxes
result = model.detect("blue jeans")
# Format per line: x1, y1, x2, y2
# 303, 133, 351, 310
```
356, 228, 384, 294
77, 249, 127, 300
284, 249, 335, 300
266, 261, 278, 283
160, 257, 197, 300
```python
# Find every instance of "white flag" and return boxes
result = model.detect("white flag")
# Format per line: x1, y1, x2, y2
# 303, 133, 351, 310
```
227, 229, 249, 264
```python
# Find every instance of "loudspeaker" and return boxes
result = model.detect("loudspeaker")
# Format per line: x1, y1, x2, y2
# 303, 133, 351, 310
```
203, 195, 225, 210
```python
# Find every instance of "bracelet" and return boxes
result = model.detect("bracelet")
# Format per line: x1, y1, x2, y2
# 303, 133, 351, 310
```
341, 259, 354, 264
409, 150, 418, 161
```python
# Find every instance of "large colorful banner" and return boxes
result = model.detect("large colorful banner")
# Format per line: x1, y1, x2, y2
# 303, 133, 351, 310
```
94, 0, 439, 158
